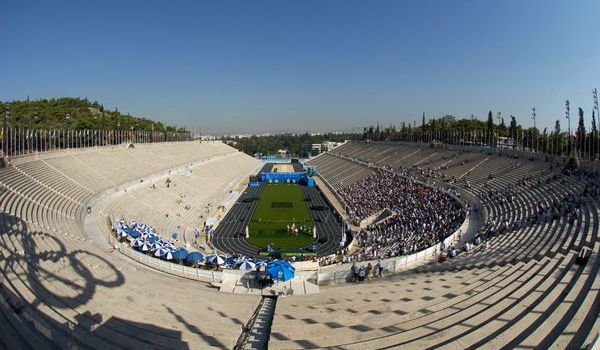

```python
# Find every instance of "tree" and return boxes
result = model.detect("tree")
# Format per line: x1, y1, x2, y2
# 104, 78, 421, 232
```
592, 110, 598, 158
509, 115, 517, 148
576, 107, 586, 155
0, 97, 174, 131
229, 132, 361, 157
422, 112, 426, 129
486, 111, 494, 146
498, 117, 507, 136
554, 120, 561, 155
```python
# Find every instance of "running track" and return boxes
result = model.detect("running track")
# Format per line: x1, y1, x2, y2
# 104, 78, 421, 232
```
211, 183, 343, 257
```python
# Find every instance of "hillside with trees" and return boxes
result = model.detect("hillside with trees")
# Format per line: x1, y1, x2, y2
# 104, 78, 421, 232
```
363, 110, 598, 160
224, 132, 361, 157
0, 97, 184, 131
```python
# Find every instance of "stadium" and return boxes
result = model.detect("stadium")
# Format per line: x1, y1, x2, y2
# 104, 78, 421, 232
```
0, 121, 599, 349
2, 1, 600, 349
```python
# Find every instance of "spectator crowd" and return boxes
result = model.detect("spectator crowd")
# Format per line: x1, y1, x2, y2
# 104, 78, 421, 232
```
336, 169, 466, 262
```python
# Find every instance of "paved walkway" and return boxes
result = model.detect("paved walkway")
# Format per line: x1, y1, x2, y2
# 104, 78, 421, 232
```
216, 271, 320, 296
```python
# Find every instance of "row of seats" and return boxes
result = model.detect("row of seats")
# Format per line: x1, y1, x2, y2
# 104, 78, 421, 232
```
307, 153, 373, 190
0, 141, 262, 348
109, 152, 260, 243
274, 141, 599, 348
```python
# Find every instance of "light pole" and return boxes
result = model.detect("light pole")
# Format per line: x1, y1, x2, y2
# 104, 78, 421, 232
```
63, 112, 71, 148
99, 111, 104, 146
93, 115, 97, 146
509, 115, 516, 148
28, 110, 34, 130
3, 105, 9, 155
594, 88, 599, 118
594, 89, 599, 161
532, 107, 536, 152
33, 114, 39, 152
64, 112, 70, 130
26, 111, 36, 154
496, 112, 502, 147
565, 100, 571, 157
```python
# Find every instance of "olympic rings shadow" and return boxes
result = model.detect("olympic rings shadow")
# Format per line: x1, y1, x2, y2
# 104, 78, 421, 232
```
0, 211, 189, 348
0, 213, 123, 310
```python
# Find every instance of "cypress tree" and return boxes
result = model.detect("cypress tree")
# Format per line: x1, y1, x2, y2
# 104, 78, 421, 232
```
487, 111, 494, 146
554, 120, 561, 155
576, 108, 586, 154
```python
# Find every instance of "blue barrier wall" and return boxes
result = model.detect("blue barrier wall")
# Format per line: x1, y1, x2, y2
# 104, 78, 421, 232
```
260, 172, 304, 183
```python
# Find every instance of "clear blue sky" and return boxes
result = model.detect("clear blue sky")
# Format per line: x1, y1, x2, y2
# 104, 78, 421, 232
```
1, 0, 599, 134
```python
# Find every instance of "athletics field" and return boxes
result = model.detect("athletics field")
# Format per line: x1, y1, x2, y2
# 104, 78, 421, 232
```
247, 184, 315, 250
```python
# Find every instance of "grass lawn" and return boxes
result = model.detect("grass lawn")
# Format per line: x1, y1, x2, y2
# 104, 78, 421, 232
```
247, 184, 315, 250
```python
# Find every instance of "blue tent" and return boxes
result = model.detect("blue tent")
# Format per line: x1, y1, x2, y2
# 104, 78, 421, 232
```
150, 241, 163, 251
125, 227, 141, 239
131, 238, 144, 249
224, 257, 236, 266
238, 260, 256, 271
207, 255, 226, 266
269, 259, 295, 271
185, 251, 206, 264
140, 242, 152, 252
172, 248, 189, 260
154, 247, 170, 258
267, 260, 295, 281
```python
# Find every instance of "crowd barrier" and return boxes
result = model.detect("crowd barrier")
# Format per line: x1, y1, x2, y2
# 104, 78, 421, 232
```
316, 213, 471, 286
118, 245, 222, 283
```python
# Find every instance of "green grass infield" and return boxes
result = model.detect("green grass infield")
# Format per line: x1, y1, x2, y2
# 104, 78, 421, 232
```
247, 183, 315, 249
